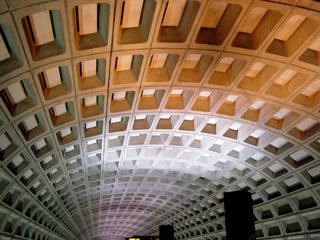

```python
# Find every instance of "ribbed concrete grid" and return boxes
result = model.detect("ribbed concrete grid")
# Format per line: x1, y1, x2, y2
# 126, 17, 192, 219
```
0, 0, 319, 240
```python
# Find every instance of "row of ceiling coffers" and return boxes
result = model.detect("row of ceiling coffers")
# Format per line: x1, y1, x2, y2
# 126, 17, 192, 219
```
1, 0, 320, 239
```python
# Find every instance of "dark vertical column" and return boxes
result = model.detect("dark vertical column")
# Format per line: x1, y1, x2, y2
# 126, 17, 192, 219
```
159, 225, 174, 240
224, 190, 256, 240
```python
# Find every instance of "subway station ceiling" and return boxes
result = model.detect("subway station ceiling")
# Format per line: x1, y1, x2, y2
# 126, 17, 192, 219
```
0, 0, 320, 239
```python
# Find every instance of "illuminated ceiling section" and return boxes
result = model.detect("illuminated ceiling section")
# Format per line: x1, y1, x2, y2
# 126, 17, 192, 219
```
0, 1, 319, 240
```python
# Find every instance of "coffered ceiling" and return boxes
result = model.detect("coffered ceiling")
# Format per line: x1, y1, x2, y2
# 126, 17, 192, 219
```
0, 0, 319, 240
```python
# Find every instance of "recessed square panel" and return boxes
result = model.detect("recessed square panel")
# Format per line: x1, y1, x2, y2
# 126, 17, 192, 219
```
226, 95, 238, 103
301, 79, 320, 97
150, 54, 168, 69
65, 145, 75, 152
199, 91, 211, 98
251, 129, 265, 138
84, 96, 97, 106
274, 70, 297, 86
307, 165, 320, 179
251, 153, 265, 161
246, 63, 265, 78
271, 138, 287, 148
250, 100, 265, 110
273, 108, 290, 120
135, 114, 146, 120
142, 89, 155, 96
60, 128, 72, 137
284, 176, 300, 187
296, 118, 317, 131
85, 121, 97, 129
7, 82, 26, 104
22, 169, 33, 179
229, 123, 241, 130
43, 155, 53, 164
30, 11, 54, 45
49, 167, 58, 175
53, 103, 67, 116
23, 115, 38, 131
268, 163, 283, 173
113, 91, 126, 100
81, 59, 97, 77
35, 139, 46, 150
0, 133, 10, 150
122, 0, 144, 28
44, 67, 61, 88
182, 54, 201, 69
11, 154, 24, 167
202, 2, 227, 28
162, 0, 187, 27
78, 4, 98, 35
275, 15, 305, 42
170, 89, 183, 95
0, 33, 10, 61
87, 139, 96, 145
215, 57, 234, 72
116, 55, 133, 71
290, 149, 309, 161
110, 116, 121, 123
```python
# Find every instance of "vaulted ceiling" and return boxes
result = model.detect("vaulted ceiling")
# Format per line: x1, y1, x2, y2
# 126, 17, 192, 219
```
0, 0, 320, 240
